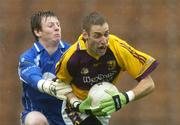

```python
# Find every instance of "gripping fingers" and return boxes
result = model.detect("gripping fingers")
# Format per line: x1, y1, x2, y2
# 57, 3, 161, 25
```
102, 105, 115, 115
90, 106, 108, 116
100, 101, 115, 115
100, 101, 113, 109
56, 87, 72, 95
56, 95, 67, 100
56, 85, 72, 91
56, 84, 72, 94
95, 111, 108, 116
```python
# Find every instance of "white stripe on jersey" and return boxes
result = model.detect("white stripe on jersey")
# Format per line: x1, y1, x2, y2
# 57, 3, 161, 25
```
61, 101, 74, 125
59, 40, 65, 48
34, 43, 40, 52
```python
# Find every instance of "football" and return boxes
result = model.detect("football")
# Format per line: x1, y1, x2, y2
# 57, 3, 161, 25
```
88, 82, 119, 108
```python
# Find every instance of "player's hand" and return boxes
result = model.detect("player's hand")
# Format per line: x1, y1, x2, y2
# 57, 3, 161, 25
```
99, 89, 130, 115
72, 96, 107, 116
79, 96, 104, 115
37, 79, 72, 100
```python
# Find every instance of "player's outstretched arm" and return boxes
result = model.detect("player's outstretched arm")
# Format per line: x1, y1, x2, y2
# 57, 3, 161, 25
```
132, 75, 155, 100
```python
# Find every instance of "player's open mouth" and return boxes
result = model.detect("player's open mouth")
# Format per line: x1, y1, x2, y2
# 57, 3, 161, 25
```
98, 46, 107, 50
97, 46, 107, 54
55, 34, 60, 37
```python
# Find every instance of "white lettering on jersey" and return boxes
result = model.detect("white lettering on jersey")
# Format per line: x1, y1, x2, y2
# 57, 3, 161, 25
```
83, 71, 117, 85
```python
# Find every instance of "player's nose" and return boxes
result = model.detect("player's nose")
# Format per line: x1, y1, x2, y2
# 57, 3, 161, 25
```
99, 39, 108, 46
54, 24, 60, 31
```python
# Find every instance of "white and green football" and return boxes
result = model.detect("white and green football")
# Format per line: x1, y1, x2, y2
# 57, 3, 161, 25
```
88, 82, 119, 108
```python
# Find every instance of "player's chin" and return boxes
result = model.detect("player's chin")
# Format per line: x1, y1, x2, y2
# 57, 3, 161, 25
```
54, 38, 61, 42
97, 49, 107, 56
54, 36, 61, 41
52, 39, 60, 45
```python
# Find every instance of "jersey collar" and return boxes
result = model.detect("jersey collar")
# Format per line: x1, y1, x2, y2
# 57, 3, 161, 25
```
34, 40, 65, 53
59, 40, 65, 49
77, 35, 87, 51
34, 41, 44, 53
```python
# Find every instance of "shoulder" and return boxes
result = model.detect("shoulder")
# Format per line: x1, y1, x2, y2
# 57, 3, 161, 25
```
60, 42, 79, 62
108, 34, 131, 51
109, 34, 129, 44
19, 45, 38, 62
56, 42, 79, 72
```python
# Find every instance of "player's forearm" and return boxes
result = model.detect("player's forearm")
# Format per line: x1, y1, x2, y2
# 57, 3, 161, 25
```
19, 61, 43, 89
132, 75, 155, 100
20, 70, 42, 89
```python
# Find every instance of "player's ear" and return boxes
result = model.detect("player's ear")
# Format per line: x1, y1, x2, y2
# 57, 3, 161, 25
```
82, 29, 89, 40
34, 29, 42, 37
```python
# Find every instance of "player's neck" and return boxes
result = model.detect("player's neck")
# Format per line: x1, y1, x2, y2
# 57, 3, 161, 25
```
39, 40, 59, 55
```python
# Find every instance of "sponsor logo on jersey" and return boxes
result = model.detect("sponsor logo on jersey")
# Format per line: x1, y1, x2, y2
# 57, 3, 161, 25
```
80, 67, 89, 75
83, 71, 117, 85
107, 60, 116, 70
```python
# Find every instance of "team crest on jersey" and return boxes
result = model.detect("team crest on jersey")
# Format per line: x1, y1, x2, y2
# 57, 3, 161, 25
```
107, 60, 116, 70
81, 67, 89, 75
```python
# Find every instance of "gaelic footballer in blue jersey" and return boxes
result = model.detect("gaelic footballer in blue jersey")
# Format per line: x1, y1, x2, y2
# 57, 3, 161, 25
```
56, 12, 158, 125
18, 11, 73, 125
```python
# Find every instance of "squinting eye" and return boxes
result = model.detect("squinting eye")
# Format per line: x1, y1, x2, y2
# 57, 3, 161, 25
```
49, 26, 53, 28
48, 24, 53, 28
104, 32, 109, 37
94, 34, 102, 38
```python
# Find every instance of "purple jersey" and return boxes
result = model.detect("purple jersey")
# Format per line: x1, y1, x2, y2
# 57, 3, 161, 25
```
56, 34, 158, 100
67, 48, 120, 90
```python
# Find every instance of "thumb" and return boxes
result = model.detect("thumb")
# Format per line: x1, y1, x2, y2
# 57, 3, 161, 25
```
84, 96, 92, 103
104, 89, 114, 96
80, 96, 92, 107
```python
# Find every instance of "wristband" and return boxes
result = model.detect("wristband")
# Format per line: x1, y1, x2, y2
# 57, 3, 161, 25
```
37, 79, 46, 92
70, 97, 81, 108
126, 90, 135, 101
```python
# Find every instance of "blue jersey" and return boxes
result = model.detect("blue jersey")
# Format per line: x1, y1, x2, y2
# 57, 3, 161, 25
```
18, 41, 70, 124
